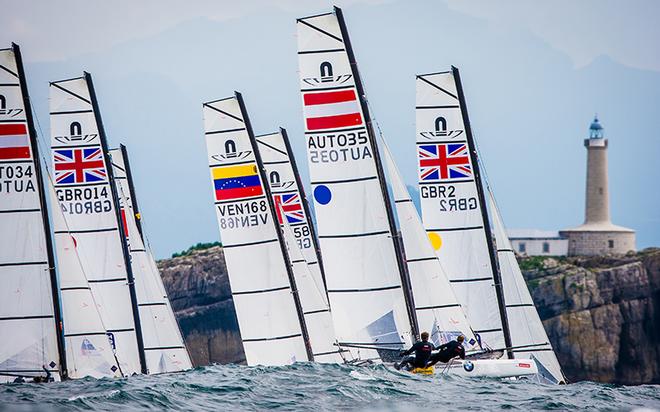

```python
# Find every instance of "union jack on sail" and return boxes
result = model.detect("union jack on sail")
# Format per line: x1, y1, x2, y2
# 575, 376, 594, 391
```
418, 143, 472, 181
54, 147, 107, 184
273, 193, 305, 224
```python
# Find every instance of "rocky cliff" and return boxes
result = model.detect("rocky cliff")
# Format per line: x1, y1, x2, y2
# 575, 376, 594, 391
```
158, 245, 660, 384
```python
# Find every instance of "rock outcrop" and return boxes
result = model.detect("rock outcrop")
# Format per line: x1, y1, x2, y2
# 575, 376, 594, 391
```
521, 248, 660, 385
158, 245, 660, 384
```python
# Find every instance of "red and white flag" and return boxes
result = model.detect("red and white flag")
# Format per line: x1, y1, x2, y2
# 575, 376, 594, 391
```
0, 123, 30, 160
303, 89, 363, 131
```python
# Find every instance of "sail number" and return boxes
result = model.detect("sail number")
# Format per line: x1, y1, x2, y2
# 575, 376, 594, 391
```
56, 186, 112, 215
293, 225, 312, 249
217, 200, 269, 229
307, 130, 373, 163
0, 164, 36, 193
421, 184, 477, 211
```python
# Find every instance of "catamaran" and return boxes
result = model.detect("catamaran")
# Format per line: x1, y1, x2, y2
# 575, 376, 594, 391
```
296, 7, 418, 363
203, 93, 316, 365
109, 145, 193, 373
255, 129, 345, 363
0, 43, 67, 383
415, 67, 564, 382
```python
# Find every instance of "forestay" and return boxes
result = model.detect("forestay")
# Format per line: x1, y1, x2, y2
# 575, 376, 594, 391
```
297, 8, 415, 360
416, 70, 506, 350
0, 44, 63, 383
110, 146, 193, 374
203, 94, 308, 365
381, 138, 479, 351
256, 129, 344, 363
488, 189, 565, 383
50, 74, 143, 376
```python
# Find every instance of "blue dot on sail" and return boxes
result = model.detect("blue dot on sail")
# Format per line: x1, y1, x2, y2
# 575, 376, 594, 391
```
314, 185, 332, 205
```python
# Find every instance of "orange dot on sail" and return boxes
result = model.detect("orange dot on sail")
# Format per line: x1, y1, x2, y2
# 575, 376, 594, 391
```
428, 232, 442, 250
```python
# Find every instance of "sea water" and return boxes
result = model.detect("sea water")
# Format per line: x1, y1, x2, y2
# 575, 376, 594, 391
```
1, 363, 659, 411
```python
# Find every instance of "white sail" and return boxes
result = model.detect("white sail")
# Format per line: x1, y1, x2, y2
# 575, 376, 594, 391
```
203, 94, 308, 366
50, 75, 142, 375
416, 70, 506, 350
256, 130, 345, 363
488, 189, 565, 383
0, 44, 62, 382
110, 146, 193, 373
380, 138, 479, 350
48, 181, 122, 378
297, 8, 415, 360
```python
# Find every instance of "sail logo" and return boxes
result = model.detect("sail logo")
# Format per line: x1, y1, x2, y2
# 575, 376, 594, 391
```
0, 94, 24, 118
419, 116, 464, 139
268, 171, 294, 190
273, 193, 304, 224
54, 121, 98, 144
53, 147, 107, 184
212, 164, 264, 201
211, 139, 251, 162
303, 89, 363, 131
302, 61, 352, 87
418, 143, 472, 181
0, 123, 30, 160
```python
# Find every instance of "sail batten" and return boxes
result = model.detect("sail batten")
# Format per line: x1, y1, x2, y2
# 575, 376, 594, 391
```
110, 145, 193, 374
297, 8, 415, 361
203, 94, 308, 366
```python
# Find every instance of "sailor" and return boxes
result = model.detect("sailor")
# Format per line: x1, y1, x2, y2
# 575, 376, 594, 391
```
31, 366, 52, 383
427, 335, 466, 366
395, 331, 434, 371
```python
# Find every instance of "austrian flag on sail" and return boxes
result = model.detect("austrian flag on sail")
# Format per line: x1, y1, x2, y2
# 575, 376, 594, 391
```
0, 123, 30, 159
302, 89, 362, 131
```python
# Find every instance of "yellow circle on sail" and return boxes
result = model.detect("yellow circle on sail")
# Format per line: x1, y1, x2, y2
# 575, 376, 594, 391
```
428, 232, 442, 250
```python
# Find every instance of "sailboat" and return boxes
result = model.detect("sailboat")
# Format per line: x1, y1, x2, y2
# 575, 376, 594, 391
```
296, 7, 418, 362
50, 73, 147, 376
109, 145, 193, 373
202, 92, 312, 365
255, 129, 345, 363
0, 43, 66, 383
416, 68, 562, 380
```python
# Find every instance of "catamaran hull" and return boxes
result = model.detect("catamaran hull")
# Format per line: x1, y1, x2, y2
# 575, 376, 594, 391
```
440, 359, 538, 378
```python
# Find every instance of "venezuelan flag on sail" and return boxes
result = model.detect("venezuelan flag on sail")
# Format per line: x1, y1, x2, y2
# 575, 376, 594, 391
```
212, 164, 263, 201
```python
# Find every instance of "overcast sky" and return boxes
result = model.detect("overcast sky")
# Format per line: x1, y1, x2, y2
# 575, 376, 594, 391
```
3, 0, 659, 257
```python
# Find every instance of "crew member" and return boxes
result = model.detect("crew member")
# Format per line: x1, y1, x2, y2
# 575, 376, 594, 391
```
395, 331, 434, 370
427, 335, 466, 366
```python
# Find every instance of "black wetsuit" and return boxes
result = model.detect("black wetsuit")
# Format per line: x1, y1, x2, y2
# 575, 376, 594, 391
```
398, 340, 434, 369
428, 341, 465, 366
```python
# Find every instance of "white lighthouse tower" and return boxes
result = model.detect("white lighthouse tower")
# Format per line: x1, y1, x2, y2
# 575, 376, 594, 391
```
560, 116, 635, 256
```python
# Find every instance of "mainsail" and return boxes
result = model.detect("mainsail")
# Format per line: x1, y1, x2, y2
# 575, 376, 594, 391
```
50, 73, 145, 375
203, 93, 309, 365
488, 189, 565, 383
110, 145, 193, 373
0, 43, 64, 382
296, 7, 416, 360
256, 129, 344, 363
416, 68, 511, 352
380, 138, 479, 350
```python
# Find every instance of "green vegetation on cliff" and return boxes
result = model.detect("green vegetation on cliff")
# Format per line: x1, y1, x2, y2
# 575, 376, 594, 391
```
171, 241, 222, 258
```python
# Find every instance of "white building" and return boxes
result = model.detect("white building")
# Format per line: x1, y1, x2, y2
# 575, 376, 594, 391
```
507, 229, 568, 256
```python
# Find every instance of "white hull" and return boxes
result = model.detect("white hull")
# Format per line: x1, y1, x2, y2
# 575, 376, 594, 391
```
439, 359, 538, 378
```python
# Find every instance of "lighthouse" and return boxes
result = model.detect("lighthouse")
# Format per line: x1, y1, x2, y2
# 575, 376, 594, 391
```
560, 116, 635, 256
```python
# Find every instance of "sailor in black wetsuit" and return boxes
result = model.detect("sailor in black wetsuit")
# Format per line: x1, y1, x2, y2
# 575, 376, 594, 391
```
395, 331, 434, 371
427, 335, 466, 366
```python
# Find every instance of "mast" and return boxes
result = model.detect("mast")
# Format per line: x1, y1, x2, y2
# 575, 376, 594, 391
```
452, 66, 512, 358
85, 72, 148, 373
334, 7, 419, 339
119, 144, 144, 239
279, 128, 329, 295
237, 93, 314, 362
13, 43, 68, 380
